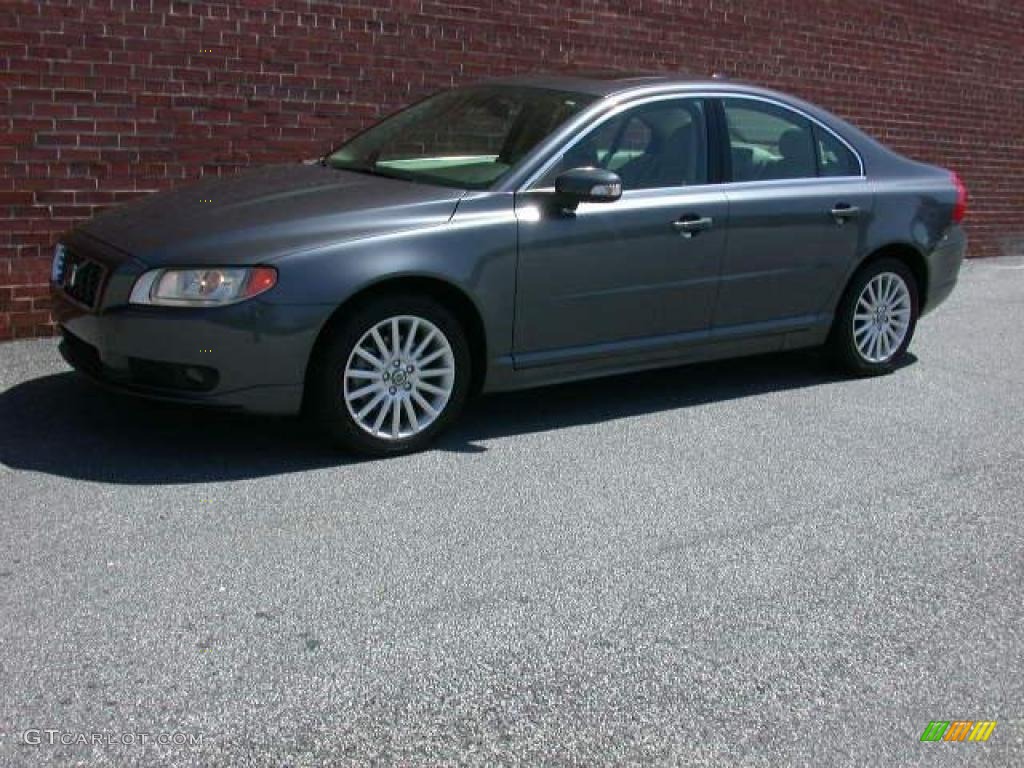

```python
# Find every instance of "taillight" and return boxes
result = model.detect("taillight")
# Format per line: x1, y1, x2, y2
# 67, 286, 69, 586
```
951, 172, 968, 223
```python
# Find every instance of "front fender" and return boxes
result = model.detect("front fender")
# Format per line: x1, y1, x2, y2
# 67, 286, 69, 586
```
267, 191, 519, 371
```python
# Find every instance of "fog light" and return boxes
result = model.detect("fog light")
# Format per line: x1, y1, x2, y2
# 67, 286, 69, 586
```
183, 367, 208, 386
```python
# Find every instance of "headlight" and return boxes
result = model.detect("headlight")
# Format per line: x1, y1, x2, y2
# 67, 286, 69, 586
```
129, 267, 277, 306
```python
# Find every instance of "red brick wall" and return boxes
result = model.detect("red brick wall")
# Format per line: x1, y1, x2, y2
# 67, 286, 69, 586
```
2, 0, 1022, 340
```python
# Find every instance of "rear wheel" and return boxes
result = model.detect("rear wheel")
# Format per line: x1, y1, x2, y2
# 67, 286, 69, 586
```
311, 295, 470, 455
830, 257, 919, 375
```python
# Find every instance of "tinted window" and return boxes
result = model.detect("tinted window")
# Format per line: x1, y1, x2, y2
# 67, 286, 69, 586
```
538, 99, 708, 190
815, 126, 860, 177
723, 99, 816, 182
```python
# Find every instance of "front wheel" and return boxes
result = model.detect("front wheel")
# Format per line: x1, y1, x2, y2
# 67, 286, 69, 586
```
311, 295, 470, 455
829, 258, 919, 375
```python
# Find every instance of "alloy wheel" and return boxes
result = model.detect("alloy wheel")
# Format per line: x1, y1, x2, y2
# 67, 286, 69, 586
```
852, 271, 912, 363
343, 315, 456, 441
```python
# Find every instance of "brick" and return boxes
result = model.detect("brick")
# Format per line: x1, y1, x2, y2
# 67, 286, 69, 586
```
1, 0, 1022, 339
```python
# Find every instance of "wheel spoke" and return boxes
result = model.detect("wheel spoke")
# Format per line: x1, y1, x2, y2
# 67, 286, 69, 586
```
416, 380, 447, 397
879, 328, 892, 358
347, 382, 381, 400
418, 367, 453, 378
877, 330, 891, 359
403, 318, 420, 356
879, 275, 893, 304
354, 346, 384, 370
390, 398, 401, 439
886, 324, 899, 348
860, 328, 873, 357
371, 397, 390, 434
417, 347, 446, 368
346, 368, 379, 380
411, 389, 436, 415
370, 328, 389, 359
403, 397, 419, 432
886, 276, 901, 305
391, 317, 401, 358
412, 329, 436, 359
356, 391, 386, 421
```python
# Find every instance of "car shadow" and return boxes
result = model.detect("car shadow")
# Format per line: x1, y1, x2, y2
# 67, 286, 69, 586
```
0, 350, 916, 485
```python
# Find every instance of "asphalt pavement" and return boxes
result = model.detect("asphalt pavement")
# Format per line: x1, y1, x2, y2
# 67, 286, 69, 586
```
1, 258, 1022, 766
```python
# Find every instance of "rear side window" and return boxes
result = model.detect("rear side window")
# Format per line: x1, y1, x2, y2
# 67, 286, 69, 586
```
722, 98, 817, 182
815, 126, 860, 177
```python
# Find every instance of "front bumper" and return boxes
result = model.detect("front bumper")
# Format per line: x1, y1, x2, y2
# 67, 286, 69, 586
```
53, 289, 328, 415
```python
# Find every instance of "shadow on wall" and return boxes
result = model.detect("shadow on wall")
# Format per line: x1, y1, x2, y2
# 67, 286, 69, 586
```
0, 349, 914, 485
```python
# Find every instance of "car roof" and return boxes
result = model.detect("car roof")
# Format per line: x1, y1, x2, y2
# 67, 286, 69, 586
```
481, 72, 879, 153
483, 72, 740, 98
481, 72, 898, 191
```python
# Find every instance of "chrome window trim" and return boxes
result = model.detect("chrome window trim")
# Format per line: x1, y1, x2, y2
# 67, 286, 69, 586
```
516, 90, 866, 192
528, 174, 868, 197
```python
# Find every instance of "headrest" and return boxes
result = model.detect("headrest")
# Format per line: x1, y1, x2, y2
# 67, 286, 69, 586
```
778, 129, 807, 159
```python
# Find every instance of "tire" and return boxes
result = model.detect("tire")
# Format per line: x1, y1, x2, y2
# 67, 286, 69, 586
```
310, 294, 471, 455
829, 257, 920, 375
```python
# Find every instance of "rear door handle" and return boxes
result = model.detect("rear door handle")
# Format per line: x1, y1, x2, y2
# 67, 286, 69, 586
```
672, 215, 714, 237
830, 203, 861, 222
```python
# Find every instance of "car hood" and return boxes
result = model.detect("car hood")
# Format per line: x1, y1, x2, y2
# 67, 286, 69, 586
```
76, 164, 466, 266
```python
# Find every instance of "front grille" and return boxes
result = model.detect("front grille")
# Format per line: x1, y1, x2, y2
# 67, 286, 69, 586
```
55, 245, 106, 309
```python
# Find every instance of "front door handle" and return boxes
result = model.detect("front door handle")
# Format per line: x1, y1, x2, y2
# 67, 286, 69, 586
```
830, 203, 861, 222
672, 215, 714, 238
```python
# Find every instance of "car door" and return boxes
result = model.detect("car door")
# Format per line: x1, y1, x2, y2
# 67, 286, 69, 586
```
713, 96, 873, 330
512, 95, 728, 365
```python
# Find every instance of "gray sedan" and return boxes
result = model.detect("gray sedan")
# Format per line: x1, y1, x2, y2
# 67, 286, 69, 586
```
52, 74, 967, 454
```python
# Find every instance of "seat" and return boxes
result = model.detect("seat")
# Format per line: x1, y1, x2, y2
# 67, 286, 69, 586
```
658, 123, 699, 186
766, 128, 816, 179
731, 146, 755, 181
616, 122, 697, 189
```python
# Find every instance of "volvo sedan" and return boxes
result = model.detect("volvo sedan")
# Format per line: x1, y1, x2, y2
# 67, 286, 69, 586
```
52, 74, 967, 454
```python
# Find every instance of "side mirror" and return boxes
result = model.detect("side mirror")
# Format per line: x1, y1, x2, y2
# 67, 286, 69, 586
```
554, 167, 622, 209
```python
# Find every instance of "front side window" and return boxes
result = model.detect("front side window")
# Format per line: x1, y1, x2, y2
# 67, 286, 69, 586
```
327, 86, 595, 190
537, 98, 709, 190
722, 98, 817, 182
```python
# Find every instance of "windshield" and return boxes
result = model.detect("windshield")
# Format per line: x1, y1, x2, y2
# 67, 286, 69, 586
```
326, 86, 596, 190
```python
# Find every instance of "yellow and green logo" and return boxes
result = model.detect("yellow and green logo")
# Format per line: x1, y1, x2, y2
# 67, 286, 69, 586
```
920, 720, 997, 742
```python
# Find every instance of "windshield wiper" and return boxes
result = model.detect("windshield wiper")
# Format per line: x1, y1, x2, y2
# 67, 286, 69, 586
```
339, 165, 401, 180
326, 159, 417, 183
